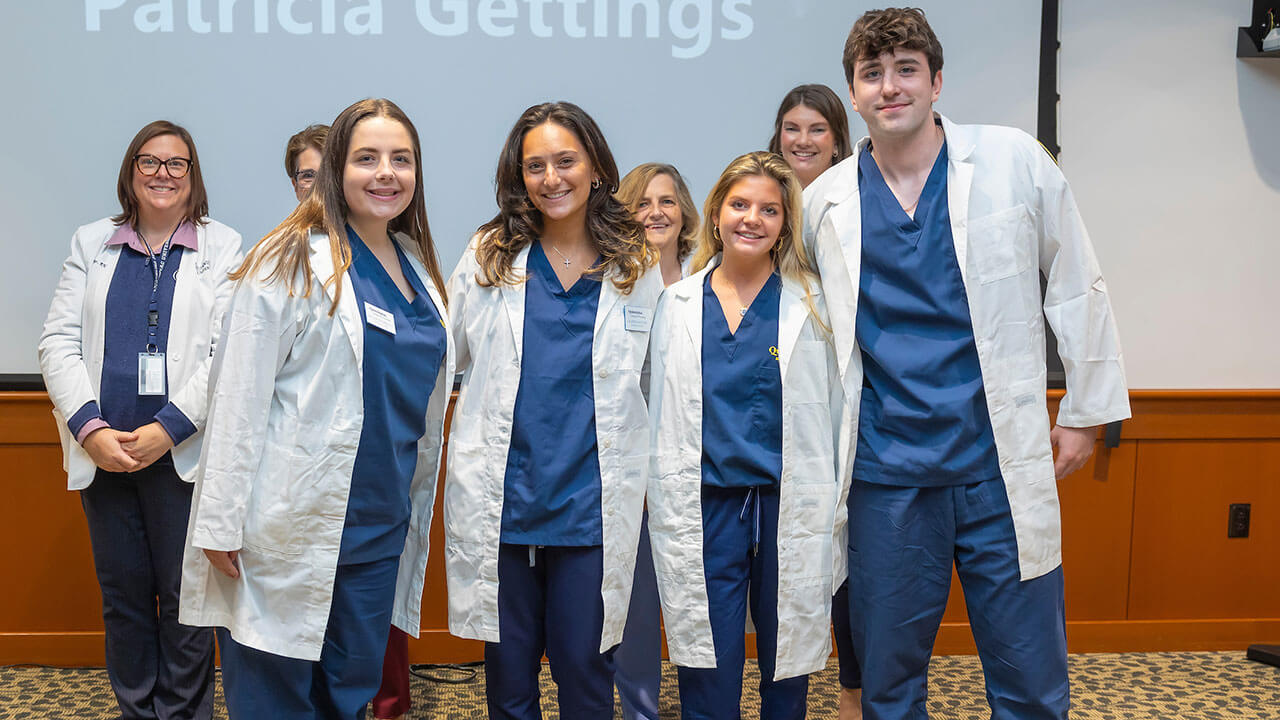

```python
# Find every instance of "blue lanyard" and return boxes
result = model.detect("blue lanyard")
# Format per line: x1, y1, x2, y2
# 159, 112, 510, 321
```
138, 225, 178, 354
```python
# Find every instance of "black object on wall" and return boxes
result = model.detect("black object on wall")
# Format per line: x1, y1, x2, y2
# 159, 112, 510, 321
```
1038, 0, 1067, 390
1238, 1, 1280, 58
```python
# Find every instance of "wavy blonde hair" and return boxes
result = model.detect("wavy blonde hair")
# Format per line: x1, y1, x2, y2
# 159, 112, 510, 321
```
691, 151, 826, 331
230, 99, 446, 315
474, 102, 655, 294
616, 163, 699, 264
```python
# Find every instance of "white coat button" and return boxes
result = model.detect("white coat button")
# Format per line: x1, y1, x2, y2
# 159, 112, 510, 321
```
598, 369, 608, 378
602, 439, 612, 449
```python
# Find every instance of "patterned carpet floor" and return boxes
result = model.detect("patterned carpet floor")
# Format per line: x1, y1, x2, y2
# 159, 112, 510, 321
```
2, 651, 1277, 719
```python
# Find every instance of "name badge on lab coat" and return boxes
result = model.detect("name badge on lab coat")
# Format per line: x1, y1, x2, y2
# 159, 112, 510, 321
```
623, 306, 652, 332
138, 352, 166, 395
365, 302, 396, 335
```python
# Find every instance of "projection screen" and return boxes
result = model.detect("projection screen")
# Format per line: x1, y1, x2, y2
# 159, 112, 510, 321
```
0, 1, 1042, 377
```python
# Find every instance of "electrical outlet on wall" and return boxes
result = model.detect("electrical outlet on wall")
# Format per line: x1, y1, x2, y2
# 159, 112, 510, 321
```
1228, 504, 1251, 538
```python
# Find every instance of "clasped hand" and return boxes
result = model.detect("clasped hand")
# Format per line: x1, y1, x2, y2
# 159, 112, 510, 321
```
83, 421, 174, 473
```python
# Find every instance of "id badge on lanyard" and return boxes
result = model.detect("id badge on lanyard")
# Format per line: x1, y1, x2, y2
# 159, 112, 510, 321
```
138, 228, 175, 396
138, 352, 166, 395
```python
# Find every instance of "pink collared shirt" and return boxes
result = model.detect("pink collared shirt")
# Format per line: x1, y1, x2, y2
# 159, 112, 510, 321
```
104, 220, 199, 254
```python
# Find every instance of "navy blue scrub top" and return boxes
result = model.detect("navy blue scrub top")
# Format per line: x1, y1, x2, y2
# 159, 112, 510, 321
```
853, 141, 1001, 487
501, 242, 605, 547
701, 270, 783, 489
338, 227, 447, 565
85, 243, 195, 461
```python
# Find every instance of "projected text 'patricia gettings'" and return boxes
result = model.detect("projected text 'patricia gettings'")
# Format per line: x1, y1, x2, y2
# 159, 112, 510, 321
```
84, 0, 755, 59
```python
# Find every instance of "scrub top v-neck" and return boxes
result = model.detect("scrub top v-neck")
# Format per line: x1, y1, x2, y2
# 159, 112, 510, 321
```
853, 140, 1001, 488
700, 270, 783, 489
338, 227, 448, 565
500, 241, 605, 546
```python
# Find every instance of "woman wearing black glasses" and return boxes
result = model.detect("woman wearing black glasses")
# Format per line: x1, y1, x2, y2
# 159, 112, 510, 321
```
38, 120, 243, 720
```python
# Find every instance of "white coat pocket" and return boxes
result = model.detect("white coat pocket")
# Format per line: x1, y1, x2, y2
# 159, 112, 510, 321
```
969, 204, 1033, 284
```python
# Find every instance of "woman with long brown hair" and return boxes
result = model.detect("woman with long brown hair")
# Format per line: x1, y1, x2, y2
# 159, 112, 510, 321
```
179, 98, 453, 719
444, 101, 662, 719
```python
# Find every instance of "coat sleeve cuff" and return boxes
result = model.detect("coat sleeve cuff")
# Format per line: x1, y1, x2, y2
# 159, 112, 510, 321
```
154, 402, 197, 445
69, 401, 105, 444
190, 526, 242, 552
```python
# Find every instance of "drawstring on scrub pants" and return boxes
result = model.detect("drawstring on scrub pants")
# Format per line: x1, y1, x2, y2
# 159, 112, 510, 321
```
740, 487, 762, 557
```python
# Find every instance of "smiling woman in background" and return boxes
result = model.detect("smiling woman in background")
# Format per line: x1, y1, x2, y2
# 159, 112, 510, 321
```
618, 162, 699, 286
769, 84, 853, 190
38, 120, 243, 720
179, 98, 452, 719
610, 161, 699, 720
770, 82, 862, 720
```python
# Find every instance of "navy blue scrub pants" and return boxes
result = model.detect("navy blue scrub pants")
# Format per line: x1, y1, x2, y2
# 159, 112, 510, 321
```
831, 580, 862, 690
216, 556, 399, 720
615, 511, 662, 720
847, 477, 1069, 720
677, 485, 808, 720
81, 464, 215, 720
486, 543, 616, 720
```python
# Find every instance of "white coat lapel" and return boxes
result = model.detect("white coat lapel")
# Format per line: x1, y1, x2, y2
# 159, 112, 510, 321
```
500, 244, 530, 362
681, 259, 717, 349
594, 269, 622, 335
85, 240, 123, 389
941, 116, 975, 287
823, 157, 862, 380
168, 225, 203, 357
310, 231, 364, 373
777, 277, 811, 381
392, 233, 447, 321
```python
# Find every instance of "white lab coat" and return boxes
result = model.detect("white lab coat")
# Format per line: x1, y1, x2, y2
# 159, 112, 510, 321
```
38, 217, 244, 490
802, 115, 1130, 581
645, 259, 850, 681
444, 237, 664, 652
178, 231, 454, 661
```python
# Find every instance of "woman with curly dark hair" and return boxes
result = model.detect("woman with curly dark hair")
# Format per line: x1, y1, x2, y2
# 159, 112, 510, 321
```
443, 101, 663, 720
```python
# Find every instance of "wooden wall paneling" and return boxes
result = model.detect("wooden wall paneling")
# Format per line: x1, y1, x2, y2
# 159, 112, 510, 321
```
1059, 440, 1137, 621
4, 390, 1279, 665
0, 393, 106, 666
1127, 439, 1280, 620
408, 399, 484, 663
1123, 391, 1280, 440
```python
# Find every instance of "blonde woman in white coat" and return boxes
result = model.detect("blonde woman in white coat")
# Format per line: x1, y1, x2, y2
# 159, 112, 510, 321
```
179, 99, 453, 719
647, 151, 850, 720
39, 120, 242, 720
445, 101, 662, 719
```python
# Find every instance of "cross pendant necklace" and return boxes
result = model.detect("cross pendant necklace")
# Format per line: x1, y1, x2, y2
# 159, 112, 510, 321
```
549, 243, 574, 268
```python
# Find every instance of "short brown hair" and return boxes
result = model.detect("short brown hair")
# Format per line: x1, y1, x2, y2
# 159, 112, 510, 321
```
283, 124, 329, 178
112, 120, 208, 229
843, 8, 943, 89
